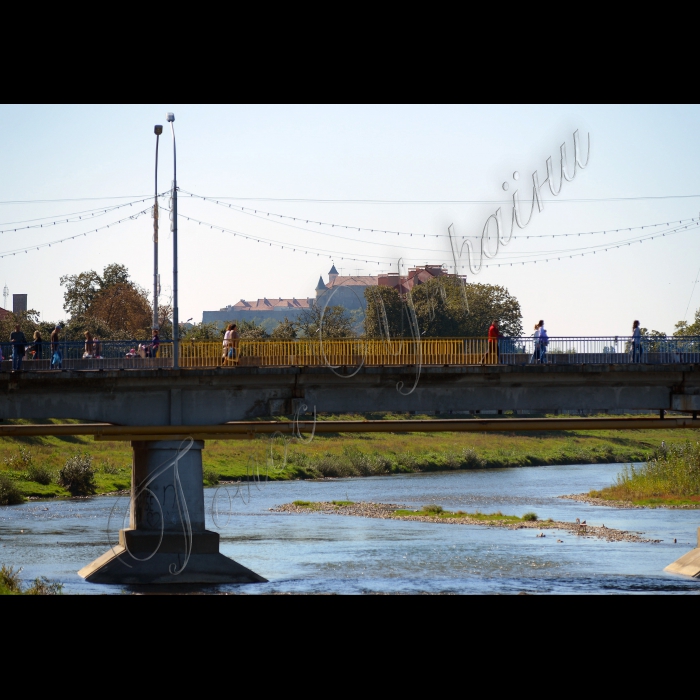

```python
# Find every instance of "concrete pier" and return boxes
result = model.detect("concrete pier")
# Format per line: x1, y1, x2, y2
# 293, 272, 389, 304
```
664, 528, 700, 578
78, 440, 266, 585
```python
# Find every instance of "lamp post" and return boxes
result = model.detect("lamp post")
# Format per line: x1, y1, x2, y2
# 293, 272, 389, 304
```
153, 125, 162, 332
166, 112, 179, 370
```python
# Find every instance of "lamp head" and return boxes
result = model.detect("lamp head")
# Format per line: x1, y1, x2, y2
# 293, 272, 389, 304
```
166, 113, 175, 123
154, 125, 163, 135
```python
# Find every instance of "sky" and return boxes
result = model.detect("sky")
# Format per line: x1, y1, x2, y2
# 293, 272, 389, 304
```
0, 103, 698, 336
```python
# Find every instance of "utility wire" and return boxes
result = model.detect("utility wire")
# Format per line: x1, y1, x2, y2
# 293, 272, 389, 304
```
0, 195, 154, 205
183, 193, 700, 204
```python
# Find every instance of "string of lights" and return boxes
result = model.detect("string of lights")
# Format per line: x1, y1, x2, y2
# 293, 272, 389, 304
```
465, 221, 699, 261
478, 222, 700, 268
182, 189, 698, 242
0, 207, 151, 259
176, 209, 393, 265
0, 193, 169, 234
175, 207, 700, 272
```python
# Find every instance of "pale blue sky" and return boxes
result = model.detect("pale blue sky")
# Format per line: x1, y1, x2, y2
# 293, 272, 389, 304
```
1, 104, 698, 335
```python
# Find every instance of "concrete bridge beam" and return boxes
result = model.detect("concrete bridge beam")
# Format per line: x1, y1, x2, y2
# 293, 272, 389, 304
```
78, 440, 265, 585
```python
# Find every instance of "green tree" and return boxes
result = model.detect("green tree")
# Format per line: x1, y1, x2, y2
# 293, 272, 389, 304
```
296, 304, 353, 338
59, 270, 101, 317
271, 317, 297, 340
238, 320, 269, 340
364, 286, 409, 338
180, 322, 222, 341
364, 278, 522, 338
0, 310, 42, 346
675, 308, 700, 336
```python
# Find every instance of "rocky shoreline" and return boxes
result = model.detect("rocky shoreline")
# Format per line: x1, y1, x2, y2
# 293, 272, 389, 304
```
272, 501, 659, 543
560, 493, 700, 510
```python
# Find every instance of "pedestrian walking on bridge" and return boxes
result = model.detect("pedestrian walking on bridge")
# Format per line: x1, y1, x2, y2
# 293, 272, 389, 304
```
32, 330, 42, 360
50, 324, 62, 369
10, 324, 27, 371
149, 328, 160, 358
631, 320, 642, 362
530, 321, 542, 364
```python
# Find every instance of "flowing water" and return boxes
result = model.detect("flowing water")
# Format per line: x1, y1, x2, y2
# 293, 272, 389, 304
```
1, 463, 699, 594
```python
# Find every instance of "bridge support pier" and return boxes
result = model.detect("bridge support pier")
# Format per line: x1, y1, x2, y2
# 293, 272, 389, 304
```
665, 528, 700, 578
78, 440, 266, 585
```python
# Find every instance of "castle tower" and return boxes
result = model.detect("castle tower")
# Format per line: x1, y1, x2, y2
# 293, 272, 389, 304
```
328, 264, 338, 284
315, 276, 327, 299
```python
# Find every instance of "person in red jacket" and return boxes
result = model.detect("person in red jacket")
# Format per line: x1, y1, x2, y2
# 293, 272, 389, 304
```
483, 319, 501, 364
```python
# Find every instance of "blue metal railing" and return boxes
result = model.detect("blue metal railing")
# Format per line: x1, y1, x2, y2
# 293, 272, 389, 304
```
1, 340, 172, 370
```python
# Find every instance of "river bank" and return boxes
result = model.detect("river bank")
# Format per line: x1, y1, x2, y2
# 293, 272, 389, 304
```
2, 415, 698, 502
272, 501, 659, 543
561, 493, 700, 509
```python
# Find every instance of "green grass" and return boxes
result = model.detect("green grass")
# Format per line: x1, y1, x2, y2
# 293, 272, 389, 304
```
0, 565, 62, 595
591, 441, 700, 506
394, 507, 539, 522
1, 414, 698, 501
331, 500, 354, 506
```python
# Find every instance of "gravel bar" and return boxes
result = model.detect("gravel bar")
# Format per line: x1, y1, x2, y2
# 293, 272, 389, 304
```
272, 501, 659, 543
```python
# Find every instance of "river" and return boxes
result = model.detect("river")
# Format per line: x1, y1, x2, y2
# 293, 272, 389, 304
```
1, 463, 699, 594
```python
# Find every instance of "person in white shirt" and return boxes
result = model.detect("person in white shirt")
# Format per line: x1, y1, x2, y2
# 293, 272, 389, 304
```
530, 320, 542, 364
222, 323, 234, 365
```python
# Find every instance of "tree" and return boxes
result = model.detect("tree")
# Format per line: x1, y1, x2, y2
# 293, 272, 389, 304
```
238, 320, 269, 340
364, 278, 522, 339
100, 263, 130, 288
59, 264, 154, 340
296, 304, 353, 339
88, 283, 152, 337
364, 286, 408, 338
59, 270, 101, 317
0, 310, 41, 347
271, 317, 297, 340
180, 322, 222, 341
675, 308, 700, 336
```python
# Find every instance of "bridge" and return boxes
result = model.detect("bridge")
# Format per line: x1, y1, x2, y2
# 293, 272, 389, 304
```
4, 352, 700, 584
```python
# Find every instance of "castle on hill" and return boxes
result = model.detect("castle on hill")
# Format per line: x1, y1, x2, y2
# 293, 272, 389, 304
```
201, 264, 454, 328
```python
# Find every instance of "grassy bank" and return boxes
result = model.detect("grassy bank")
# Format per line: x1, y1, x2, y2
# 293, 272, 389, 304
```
1, 415, 698, 502
0, 565, 62, 595
590, 441, 700, 506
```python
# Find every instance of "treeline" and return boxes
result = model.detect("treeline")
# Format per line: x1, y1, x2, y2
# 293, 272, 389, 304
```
190, 277, 524, 341
1, 264, 170, 343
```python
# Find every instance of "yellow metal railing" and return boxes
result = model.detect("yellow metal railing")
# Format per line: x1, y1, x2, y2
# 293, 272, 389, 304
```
174, 338, 498, 368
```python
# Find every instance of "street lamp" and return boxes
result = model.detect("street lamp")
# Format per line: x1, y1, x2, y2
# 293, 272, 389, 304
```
153, 125, 162, 332
166, 112, 179, 370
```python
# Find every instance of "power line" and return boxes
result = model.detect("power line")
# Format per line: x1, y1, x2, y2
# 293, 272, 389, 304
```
0, 195, 154, 205
184, 193, 700, 204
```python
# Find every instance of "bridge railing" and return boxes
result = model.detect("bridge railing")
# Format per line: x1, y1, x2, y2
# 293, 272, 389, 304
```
1, 340, 174, 370
4, 336, 700, 370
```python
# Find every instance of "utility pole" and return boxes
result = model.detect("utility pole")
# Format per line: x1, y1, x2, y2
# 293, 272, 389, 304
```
153, 125, 162, 331
167, 112, 179, 370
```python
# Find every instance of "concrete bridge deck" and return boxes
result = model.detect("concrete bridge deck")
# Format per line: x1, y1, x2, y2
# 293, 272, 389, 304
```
3, 362, 700, 425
